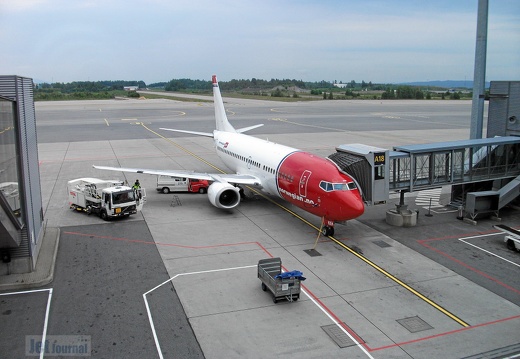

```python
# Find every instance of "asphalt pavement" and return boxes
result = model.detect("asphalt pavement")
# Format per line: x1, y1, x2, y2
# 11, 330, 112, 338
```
1, 97, 519, 359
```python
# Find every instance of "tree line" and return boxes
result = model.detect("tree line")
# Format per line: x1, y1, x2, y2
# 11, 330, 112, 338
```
34, 77, 471, 101
37, 80, 146, 92
162, 78, 324, 92
35, 80, 146, 101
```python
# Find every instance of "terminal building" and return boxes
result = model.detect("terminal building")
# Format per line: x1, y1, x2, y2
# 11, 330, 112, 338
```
0, 76, 44, 274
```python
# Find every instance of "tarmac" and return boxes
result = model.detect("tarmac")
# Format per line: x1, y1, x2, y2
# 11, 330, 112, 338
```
0, 227, 59, 291
1, 98, 519, 359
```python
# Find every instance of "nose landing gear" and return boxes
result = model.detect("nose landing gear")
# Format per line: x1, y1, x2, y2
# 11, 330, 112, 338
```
319, 218, 335, 237
321, 225, 335, 237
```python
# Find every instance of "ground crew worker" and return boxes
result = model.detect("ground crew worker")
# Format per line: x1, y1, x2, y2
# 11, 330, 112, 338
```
133, 179, 142, 200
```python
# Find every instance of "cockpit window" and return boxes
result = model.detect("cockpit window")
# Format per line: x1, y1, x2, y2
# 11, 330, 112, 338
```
319, 181, 332, 191
320, 180, 356, 192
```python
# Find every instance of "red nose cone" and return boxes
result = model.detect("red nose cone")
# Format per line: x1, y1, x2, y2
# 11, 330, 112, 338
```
351, 196, 365, 218
328, 191, 364, 221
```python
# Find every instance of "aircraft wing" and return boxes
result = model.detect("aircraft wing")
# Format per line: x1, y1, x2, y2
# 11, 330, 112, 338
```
92, 165, 262, 186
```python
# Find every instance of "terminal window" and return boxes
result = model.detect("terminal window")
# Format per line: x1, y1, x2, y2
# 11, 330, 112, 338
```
0, 98, 24, 225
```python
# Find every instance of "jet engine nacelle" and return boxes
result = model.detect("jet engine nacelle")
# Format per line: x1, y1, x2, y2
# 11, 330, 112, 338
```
207, 182, 241, 209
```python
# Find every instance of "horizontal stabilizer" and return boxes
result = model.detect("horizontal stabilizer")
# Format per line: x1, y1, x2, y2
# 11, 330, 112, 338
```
160, 128, 214, 138
237, 124, 264, 133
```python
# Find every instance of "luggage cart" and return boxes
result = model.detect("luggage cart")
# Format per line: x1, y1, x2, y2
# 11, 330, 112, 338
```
257, 257, 305, 303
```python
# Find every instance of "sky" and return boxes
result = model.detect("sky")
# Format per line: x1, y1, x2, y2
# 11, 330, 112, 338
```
1, 0, 519, 85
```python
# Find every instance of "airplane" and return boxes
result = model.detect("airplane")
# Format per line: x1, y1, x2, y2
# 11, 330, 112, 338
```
93, 75, 364, 236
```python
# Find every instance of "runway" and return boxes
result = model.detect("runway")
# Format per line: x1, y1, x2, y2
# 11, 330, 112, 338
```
1, 97, 519, 358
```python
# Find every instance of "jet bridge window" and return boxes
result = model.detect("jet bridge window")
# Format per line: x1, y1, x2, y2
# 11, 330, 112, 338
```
0, 98, 24, 226
375, 166, 385, 180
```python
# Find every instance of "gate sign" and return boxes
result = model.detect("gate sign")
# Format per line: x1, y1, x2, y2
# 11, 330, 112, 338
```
374, 152, 386, 166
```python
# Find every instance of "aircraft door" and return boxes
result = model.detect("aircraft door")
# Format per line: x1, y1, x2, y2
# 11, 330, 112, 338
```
104, 193, 111, 210
299, 170, 312, 197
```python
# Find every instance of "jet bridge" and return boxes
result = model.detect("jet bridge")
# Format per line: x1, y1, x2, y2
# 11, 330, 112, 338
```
390, 136, 520, 191
329, 144, 389, 205
329, 136, 520, 225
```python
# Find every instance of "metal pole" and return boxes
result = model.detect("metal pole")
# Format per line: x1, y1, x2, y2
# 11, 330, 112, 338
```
470, 0, 489, 139
425, 198, 433, 217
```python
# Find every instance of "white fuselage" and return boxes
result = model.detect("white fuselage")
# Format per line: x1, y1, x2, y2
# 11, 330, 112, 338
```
214, 130, 295, 197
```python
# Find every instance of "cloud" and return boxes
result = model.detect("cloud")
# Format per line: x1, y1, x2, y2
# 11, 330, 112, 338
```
0, 0, 518, 83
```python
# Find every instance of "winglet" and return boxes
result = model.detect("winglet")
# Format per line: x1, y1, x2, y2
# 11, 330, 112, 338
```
212, 75, 236, 133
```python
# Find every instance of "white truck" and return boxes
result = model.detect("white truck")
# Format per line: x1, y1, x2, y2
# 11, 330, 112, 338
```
505, 235, 520, 252
68, 178, 145, 220
156, 175, 209, 194
493, 225, 520, 252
